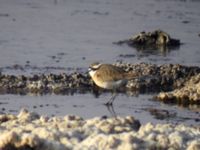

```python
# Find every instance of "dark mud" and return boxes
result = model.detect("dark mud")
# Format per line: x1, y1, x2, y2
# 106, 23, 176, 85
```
114, 30, 181, 51
156, 73, 200, 105
0, 63, 200, 105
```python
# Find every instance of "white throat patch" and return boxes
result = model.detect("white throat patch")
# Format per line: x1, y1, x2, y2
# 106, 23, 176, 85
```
89, 69, 96, 78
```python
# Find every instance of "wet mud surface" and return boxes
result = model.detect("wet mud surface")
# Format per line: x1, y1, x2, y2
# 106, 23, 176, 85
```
0, 0, 200, 126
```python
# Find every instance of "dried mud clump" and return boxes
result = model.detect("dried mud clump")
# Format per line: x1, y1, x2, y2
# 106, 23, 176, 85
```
0, 63, 200, 104
0, 109, 199, 150
156, 73, 200, 104
114, 63, 200, 93
114, 30, 180, 50
0, 72, 91, 94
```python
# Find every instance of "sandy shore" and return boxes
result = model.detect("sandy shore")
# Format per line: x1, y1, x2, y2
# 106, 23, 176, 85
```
0, 109, 199, 150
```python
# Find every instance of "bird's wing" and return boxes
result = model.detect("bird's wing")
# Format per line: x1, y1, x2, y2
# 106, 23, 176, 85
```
96, 65, 125, 82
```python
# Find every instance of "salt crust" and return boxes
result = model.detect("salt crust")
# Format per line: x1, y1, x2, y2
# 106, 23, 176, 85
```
0, 109, 199, 150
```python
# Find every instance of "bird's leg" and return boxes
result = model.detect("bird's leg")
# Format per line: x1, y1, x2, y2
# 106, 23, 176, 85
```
106, 104, 117, 118
104, 91, 117, 106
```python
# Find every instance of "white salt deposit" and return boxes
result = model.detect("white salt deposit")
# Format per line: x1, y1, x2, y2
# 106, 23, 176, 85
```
0, 109, 199, 150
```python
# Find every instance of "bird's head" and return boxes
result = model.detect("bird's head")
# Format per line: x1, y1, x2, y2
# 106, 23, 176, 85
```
88, 62, 102, 77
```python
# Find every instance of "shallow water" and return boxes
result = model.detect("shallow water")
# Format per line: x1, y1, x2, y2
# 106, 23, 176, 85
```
0, 0, 200, 125
0, 93, 199, 125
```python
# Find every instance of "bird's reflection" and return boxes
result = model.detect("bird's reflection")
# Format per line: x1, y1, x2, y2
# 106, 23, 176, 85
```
105, 104, 117, 118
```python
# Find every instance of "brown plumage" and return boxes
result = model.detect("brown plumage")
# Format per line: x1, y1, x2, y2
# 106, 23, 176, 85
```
94, 64, 136, 81
88, 63, 137, 105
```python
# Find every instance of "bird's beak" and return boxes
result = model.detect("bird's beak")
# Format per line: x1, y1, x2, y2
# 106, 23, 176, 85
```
87, 67, 92, 74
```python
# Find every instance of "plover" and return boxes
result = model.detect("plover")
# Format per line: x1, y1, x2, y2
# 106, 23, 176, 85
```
88, 62, 137, 105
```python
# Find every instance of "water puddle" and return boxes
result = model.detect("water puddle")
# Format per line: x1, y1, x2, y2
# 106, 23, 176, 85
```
0, 93, 199, 125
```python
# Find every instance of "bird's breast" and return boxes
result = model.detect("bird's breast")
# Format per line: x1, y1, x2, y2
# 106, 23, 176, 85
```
94, 79, 127, 90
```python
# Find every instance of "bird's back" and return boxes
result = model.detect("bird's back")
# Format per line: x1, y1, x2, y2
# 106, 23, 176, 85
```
94, 64, 125, 82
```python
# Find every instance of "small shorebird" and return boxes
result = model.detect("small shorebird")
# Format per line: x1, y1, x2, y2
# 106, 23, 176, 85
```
88, 62, 137, 105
